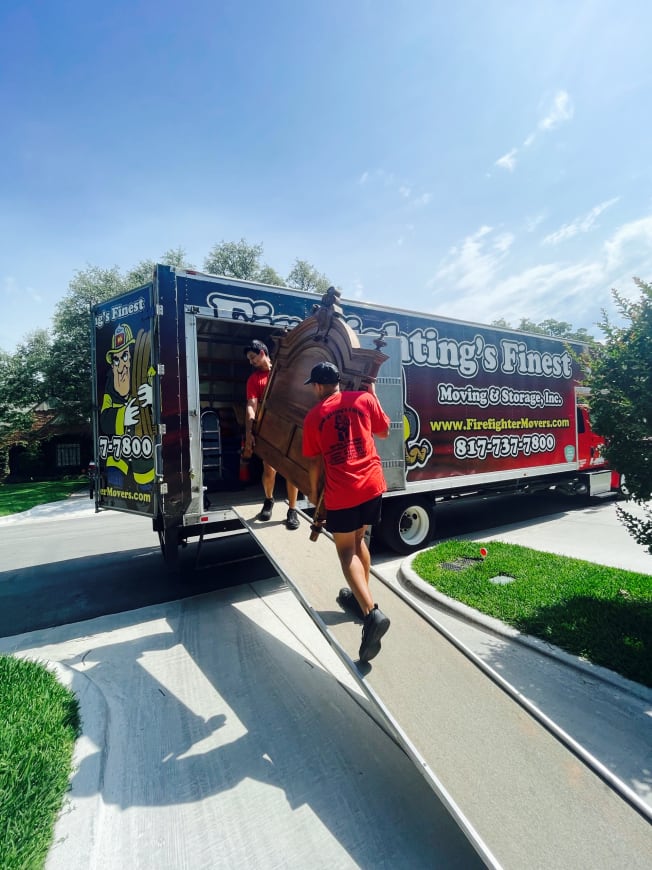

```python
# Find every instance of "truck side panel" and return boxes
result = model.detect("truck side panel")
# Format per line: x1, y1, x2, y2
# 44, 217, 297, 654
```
339, 309, 583, 488
167, 269, 587, 492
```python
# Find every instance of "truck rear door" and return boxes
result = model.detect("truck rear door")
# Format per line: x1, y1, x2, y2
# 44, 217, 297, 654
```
91, 283, 158, 517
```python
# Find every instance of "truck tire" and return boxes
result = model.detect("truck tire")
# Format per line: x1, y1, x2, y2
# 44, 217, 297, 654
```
379, 496, 435, 555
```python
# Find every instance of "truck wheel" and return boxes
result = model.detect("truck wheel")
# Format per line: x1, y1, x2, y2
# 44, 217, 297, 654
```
158, 527, 179, 569
379, 497, 435, 555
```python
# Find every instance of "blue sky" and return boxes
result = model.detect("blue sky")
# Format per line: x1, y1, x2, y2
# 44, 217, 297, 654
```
2, 0, 652, 352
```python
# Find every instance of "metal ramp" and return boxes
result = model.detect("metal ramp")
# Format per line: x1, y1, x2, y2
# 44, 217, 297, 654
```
234, 500, 652, 870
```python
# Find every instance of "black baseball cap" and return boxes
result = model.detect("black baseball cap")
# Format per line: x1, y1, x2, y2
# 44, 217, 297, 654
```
304, 361, 340, 385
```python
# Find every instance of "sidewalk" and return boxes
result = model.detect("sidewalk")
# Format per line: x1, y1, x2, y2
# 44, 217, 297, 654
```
2, 581, 482, 870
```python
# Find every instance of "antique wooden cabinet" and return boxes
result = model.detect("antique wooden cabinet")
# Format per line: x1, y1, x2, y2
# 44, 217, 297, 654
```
253, 288, 389, 507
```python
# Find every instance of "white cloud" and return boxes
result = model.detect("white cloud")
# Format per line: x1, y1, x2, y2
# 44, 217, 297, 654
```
604, 214, 652, 272
357, 169, 430, 207
494, 89, 574, 172
431, 225, 506, 292
427, 210, 652, 330
543, 197, 620, 245
495, 149, 517, 172
491, 261, 604, 318
539, 90, 574, 131
494, 232, 515, 253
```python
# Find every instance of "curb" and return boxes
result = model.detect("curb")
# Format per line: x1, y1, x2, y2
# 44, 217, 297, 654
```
398, 554, 652, 705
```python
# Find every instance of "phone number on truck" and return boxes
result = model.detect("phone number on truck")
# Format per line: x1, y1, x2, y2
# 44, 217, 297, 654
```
98, 435, 154, 460
454, 433, 556, 460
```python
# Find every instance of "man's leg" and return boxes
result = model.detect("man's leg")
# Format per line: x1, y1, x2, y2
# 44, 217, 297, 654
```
285, 481, 300, 530
286, 481, 298, 509
259, 462, 276, 520
333, 527, 374, 616
261, 462, 276, 499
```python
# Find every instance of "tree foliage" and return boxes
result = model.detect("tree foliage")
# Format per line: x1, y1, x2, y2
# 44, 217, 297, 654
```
585, 279, 652, 553
492, 317, 596, 343
0, 330, 54, 476
0, 241, 333, 467
203, 238, 292, 286
286, 258, 332, 294
203, 241, 332, 292
49, 265, 131, 425
203, 239, 265, 281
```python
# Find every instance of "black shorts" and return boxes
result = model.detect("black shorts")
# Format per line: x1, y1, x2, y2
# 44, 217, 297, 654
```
325, 495, 383, 534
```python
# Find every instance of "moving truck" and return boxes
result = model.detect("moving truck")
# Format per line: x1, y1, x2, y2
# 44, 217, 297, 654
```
90, 265, 620, 563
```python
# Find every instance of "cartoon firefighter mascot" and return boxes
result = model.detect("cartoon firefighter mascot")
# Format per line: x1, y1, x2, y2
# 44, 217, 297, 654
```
100, 323, 155, 492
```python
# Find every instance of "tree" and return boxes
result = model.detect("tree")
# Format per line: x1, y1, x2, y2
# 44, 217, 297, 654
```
256, 264, 285, 286
0, 330, 53, 428
47, 248, 196, 425
0, 330, 53, 477
585, 279, 652, 553
493, 317, 596, 343
286, 258, 332, 294
48, 266, 130, 425
203, 239, 265, 280
126, 247, 194, 288
2, 241, 338, 467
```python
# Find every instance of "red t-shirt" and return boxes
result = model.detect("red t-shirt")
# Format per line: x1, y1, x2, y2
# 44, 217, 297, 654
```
246, 370, 269, 402
302, 391, 390, 510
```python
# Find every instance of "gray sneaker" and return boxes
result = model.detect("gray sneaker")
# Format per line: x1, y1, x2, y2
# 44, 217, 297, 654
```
359, 605, 390, 663
259, 498, 274, 521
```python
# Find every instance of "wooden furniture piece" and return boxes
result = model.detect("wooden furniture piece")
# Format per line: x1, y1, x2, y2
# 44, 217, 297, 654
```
253, 288, 388, 534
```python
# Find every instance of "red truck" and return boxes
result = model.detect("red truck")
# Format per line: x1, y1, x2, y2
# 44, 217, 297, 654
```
90, 265, 620, 562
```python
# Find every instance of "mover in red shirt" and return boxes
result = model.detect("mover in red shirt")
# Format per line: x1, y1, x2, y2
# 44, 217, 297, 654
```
303, 361, 391, 664
244, 340, 299, 530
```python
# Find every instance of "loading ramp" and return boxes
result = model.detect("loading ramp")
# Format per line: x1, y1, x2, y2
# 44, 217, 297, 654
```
234, 500, 652, 870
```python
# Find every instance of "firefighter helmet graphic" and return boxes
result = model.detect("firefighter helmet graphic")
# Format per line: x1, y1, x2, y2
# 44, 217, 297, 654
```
105, 323, 136, 363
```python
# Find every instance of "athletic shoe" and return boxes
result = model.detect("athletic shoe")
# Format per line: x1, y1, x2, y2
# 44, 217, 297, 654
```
259, 498, 274, 521
359, 605, 390, 663
286, 508, 300, 530
336, 587, 364, 619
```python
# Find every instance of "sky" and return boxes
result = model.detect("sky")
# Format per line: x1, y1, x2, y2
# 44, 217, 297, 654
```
2, 0, 652, 353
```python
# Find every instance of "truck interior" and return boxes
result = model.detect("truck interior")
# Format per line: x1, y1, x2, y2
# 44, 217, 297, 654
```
194, 316, 291, 501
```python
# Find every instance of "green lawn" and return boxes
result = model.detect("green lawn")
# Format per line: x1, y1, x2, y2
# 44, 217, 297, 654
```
0, 656, 80, 869
0, 479, 87, 866
0, 478, 87, 517
412, 540, 652, 688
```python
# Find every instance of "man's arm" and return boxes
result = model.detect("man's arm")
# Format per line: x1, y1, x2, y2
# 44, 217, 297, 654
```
244, 397, 258, 455
366, 390, 391, 439
306, 455, 324, 507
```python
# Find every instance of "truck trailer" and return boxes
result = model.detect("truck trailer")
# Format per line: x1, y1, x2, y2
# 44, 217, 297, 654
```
90, 264, 619, 564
